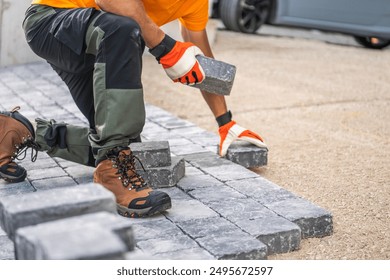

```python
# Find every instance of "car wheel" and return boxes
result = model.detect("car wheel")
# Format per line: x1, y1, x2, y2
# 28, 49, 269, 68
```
354, 36, 390, 49
219, 0, 271, 34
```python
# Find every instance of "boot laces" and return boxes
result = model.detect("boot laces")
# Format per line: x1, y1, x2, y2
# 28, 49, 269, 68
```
109, 150, 148, 190
13, 135, 39, 162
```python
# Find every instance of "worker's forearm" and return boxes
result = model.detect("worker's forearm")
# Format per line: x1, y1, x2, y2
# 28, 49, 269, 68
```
95, 0, 165, 48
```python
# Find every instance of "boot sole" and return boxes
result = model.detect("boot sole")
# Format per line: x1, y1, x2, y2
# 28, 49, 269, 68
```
0, 169, 27, 183
116, 195, 172, 218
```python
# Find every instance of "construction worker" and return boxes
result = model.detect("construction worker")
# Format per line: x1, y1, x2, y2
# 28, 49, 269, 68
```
0, 0, 266, 218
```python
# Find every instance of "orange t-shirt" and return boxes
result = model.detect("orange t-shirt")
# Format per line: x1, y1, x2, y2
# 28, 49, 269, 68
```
30, 0, 209, 31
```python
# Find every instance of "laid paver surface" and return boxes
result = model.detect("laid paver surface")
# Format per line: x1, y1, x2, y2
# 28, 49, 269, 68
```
0, 62, 332, 260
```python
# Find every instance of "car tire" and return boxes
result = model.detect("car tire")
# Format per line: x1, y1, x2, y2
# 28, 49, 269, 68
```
354, 36, 390, 49
219, 0, 271, 34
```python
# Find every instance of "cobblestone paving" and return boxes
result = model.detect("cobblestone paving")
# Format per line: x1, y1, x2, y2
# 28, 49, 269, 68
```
0, 62, 332, 260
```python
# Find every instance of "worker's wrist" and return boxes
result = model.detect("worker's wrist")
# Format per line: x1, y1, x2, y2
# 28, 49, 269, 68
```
149, 34, 176, 61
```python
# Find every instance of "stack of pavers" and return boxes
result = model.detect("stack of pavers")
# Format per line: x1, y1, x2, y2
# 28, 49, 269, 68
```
0, 62, 333, 260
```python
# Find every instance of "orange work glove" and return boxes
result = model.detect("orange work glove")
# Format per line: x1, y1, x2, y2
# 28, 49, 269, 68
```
149, 34, 205, 85
219, 121, 267, 157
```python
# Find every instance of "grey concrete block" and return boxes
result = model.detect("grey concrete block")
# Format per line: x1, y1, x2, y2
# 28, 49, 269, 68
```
223, 142, 268, 168
0, 229, 14, 260
16, 226, 127, 260
64, 165, 94, 181
17, 157, 59, 171
234, 215, 301, 255
178, 217, 241, 239
202, 164, 259, 182
170, 143, 208, 156
177, 174, 225, 192
188, 185, 247, 204
226, 177, 299, 204
31, 177, 77, 191
137, 233, 199, 256
0, 180, 36, 197
27, 166, 68, 181
167, 138, 193, 147
138, 156, 185, 188
152, 116, 195, 130
196, 230, 267, 260
170, 125, 206, 135
157, 186, 192, 201
184, 152, 235, 169
130, 141, 171, 168
184, 165, 205, 176
154, 247, 215, 260
142, 121, 168, 134
164, 199, 218, 223
192, 55, 236, 96
131, 219, 180, 241
207, 198, 273, 222
0, 183, 116, 239
124, 249, 155, 260
264, 198, 333, 238
187, 131, 219, 147
15, 211, 135, 259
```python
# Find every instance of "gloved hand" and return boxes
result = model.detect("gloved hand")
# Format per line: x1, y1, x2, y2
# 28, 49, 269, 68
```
219, 120, 267, 157
149, 34, 205, 85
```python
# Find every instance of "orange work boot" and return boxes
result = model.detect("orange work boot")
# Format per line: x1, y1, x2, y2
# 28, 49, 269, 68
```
0, 106, 37, 183
94, 147, 171, 218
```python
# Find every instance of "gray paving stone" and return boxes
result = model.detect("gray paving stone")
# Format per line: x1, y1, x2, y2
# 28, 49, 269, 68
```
31, 177, 77, 191
0, 180, 36, 197
124, 248, 154, 260
192, 55, 236, 96
142, 121, 168, 134
0, 183, 116, 239
223, 142, 268, 168
64, 165, 94, 184
131, 219, 180, 241
234, 215, 301, 255
202, 164, 259, 182
157, 186, 192, 201
130, 141, 171, 168
139, 156, 185, 188
209, 199, 302, 254
27, 166, 68, 181
196, 230, 267, 260
17, 157, 59, 171
178, 217, 241, 239
15, 211, 135, 259
187, 131, 219, 147
171, 126, 206, 135
188, 185, 247, 204
170, 143, 208, 156
136, 233, 199, 256
16, 226, 127, 260
0, 228, 14, 260
177, 174, 225, 192
153, 247, 215, 260
153, 116, 195, 130
184, 152, 234, 169
226, 177, 299, 204
207, 198, 274, 222
164, 199, 219, 223
167, 138, 193, 147
184, 165, 205, 176
141, 130, 182, 141
264, 198, 333, 238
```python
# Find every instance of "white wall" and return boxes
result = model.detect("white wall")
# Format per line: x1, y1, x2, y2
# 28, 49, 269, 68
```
0, 0, 42, 66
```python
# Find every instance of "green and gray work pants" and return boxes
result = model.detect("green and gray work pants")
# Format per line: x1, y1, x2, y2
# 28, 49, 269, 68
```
23, 5, 146, 166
